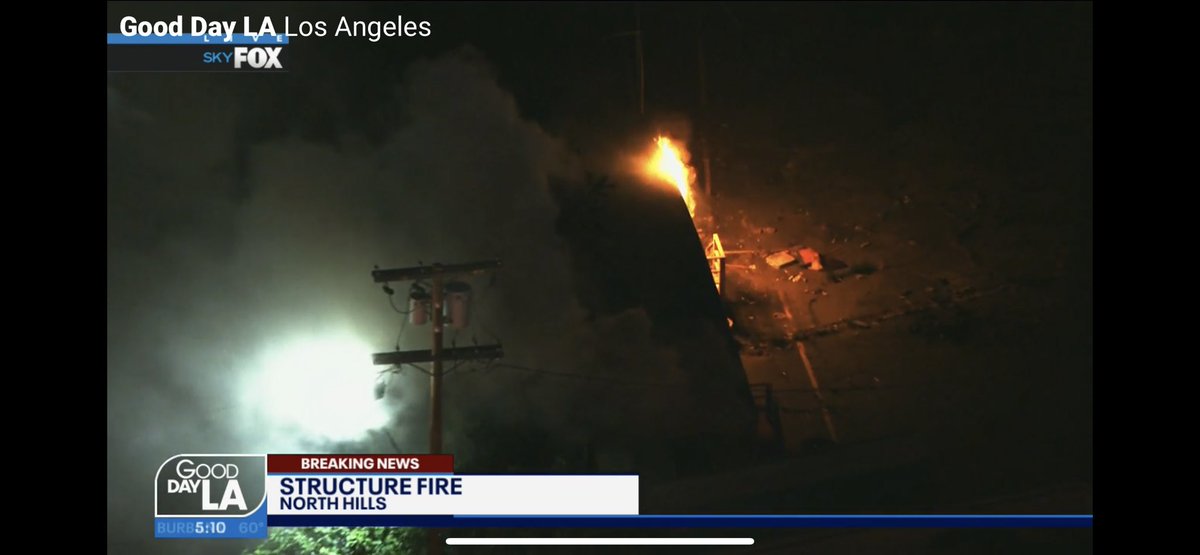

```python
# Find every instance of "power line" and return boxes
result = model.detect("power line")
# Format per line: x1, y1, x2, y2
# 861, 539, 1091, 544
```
381, 282, 415, 314
387, 292, 411, 314
394, 305, 409, 350
380, 281, 414, 350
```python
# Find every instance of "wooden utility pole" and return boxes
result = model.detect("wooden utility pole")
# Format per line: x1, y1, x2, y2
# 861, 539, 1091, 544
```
372, 260, 502, 453
430, 271, 445, 452
371, 260, 502, 555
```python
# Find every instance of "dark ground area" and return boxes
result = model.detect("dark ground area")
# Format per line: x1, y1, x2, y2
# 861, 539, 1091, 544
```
557, 0, 1093, 507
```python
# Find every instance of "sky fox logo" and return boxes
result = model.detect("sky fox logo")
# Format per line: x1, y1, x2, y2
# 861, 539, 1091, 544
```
202, 46, 283, 69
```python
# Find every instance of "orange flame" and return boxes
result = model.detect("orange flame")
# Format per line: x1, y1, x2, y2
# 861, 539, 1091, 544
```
645, 136, 697, 218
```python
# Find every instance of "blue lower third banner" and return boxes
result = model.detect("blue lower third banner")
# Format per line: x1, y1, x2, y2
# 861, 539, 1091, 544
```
267, 514, 1093, 528
157, 504, 269, 539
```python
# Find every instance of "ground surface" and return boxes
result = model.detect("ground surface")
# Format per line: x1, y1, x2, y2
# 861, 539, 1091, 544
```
686, 95, 1092, 514
531, 1, 1093, 522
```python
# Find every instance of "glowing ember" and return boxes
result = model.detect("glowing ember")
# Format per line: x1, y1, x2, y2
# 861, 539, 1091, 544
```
646, 136, 697, 218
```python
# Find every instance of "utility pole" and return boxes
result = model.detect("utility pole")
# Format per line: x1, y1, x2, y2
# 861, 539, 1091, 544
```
430, 270, 445, 453
372, 260, 503, 453
372, 260, 502, 555
604, 6, 646, 117
635, 5, 645, 116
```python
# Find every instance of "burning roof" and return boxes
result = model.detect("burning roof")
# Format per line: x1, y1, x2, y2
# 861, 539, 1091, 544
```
550, 141, 755, 467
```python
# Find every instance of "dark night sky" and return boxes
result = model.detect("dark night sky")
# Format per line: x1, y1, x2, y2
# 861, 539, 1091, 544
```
107, 3, 1091, 553
108, 2, 1092, 162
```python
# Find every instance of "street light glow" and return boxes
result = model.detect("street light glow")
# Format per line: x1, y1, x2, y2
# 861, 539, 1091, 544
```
240, 331, 390, 444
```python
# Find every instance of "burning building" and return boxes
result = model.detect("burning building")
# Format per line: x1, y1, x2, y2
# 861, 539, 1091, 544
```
550, 136, 756, 478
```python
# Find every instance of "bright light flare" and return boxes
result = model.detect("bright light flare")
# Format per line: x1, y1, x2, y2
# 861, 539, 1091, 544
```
240, 331, 389, 444
644, 136, 697, 218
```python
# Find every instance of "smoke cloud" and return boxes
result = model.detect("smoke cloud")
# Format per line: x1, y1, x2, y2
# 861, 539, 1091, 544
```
109, 47, 686, 553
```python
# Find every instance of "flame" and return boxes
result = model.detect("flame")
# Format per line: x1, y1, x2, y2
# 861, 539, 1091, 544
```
639, 134, 723, 293
646, 135, 697, 218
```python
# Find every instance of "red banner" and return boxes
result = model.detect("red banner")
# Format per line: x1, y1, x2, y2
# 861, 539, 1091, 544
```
268, 454, 454, 473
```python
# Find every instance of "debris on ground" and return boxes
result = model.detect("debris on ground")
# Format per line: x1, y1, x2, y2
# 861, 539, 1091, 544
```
859, 241, 871, 248
788, 273, 804, 283
734, 336, 767, 357
772, 312, 787, 320
765, 250, 797, 269
798, 247, 823, 270
850, 320, 871, 329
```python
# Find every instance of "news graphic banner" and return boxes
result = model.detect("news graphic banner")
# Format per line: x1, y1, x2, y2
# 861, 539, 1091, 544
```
108, 15, 434, 72
107, 17, 288, 73
155, 454, 639, 539
155, 454, 269, 539
154, 453, 1090, 539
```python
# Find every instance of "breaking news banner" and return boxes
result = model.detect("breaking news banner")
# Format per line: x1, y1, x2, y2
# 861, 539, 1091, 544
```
155, 454, 639, 539
154, 453, 1090, 542
107, 15, 433, 72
